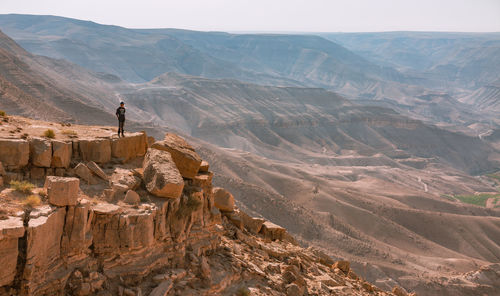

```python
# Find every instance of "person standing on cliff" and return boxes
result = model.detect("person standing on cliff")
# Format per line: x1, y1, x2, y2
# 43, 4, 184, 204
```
116, 102, 126, 137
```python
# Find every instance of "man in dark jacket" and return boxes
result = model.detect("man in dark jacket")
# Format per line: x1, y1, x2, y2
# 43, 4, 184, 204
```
116, 102, 126, 137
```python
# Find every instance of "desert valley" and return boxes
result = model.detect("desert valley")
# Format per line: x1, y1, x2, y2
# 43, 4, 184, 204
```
0, 13, 499, 296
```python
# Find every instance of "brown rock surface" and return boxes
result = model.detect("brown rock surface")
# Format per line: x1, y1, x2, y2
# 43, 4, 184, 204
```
199, 160, 209, 172
75, 162, 98, 185
0, 216, 24, 287
29, 137, 52, 168
260, 221, 286, 241
151, 133, 202, 179
109, 168, 141, 190
51, 140, 72, 168
111, 132, 148, 162
143, 148, 184, 199
79, 138, 111, 164
213, 187, 235, 212
87, 161, 108, 181
0, 139, 29, 169
124, 190, 140, 204
44, 176, 80, 206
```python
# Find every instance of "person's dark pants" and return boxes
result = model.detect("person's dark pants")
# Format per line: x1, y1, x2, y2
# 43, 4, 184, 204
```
118, 120, 125, 135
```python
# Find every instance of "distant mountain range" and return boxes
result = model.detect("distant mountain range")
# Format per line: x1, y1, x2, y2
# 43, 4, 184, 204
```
322, 31, 500, 89
1, 14, 499, 131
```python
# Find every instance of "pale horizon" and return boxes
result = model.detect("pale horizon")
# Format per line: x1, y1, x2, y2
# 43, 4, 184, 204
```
0, 0, 499, 33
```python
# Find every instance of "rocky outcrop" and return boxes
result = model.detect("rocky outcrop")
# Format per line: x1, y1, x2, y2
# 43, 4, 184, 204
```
29, 137, 52, 168
44, 176, 80, 206
0, 139, 29, 169
78, 138, 111, 164
0, 125, 394, 296
0, 216, 24, 287
213, 187, 235, 212
111, 132, 148, 162
151, 133, 202, 179
143, 148, 184, 199
51, 140, 72, 168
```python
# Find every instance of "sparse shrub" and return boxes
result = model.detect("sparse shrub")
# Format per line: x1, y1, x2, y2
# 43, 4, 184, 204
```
20, 133, 29, 139
62, 129, 78, 138
23, 195, 41, 207
10, 180, 36, 194
0, 110, 5, 116
38, 190, 47, 199
43, 129, 56, 138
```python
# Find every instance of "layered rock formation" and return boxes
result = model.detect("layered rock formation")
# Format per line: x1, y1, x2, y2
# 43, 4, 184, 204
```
0, 117, 403, 296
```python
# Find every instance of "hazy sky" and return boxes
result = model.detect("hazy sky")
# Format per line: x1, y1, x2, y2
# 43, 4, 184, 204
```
0, 0, 499, 32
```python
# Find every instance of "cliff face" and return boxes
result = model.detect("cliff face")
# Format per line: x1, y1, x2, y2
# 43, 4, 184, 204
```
0, 116, 401, 296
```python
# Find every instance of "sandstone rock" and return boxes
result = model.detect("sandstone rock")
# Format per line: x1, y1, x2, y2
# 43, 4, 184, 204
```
151, 133, 202, 179
286, 283, 303, 296
0, 162, 5, 175
0, 176, 3, 187
149, 280, 173, 296
392, 286, 409, 296
213, 187, 235, 212
142, 148, 184, 199
199, 160, 209, 172
30, 166, 46, 180
333, 260, 350, 274
124, 190, 140, 205
200, 256, 211, 280
75, 163, 98, 185
0, 139, 29, 169
110, 168, 141, 190
239, 211, 265, 234
51, 140, 72, 168
147, 136, 155, 147
54, 168, 65, 177
0, 216, 24, 286
79, 138, 111, 164
24, 208, 66, 291
87, 161, 108, 181
44, 176, 80, 206
111, 132, 148, 162
29, 137, 52, 167
260, 221, 286, 241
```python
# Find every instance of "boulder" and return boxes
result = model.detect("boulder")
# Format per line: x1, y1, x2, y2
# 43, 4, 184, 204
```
213, 187, 235, 212
149, 280, 173, 296
44, 176, 80, 206
142, 148, 184, 199
260, 221, 286, 241
110, 168, 141, 190
151, 133, 202, 179
30, 137, 52, 167
0, 216, 25, 286
74, 163, 98, 185
199, 161, 209, 172
124, 190, 140, 205
392, 286, 409, 296
79, 138, 111, 164
333, 260, 350, 274
239, 211, 266, 234
111, 132, 148, 162
87, 161, 108, 181
51, 140, 72, 168
0, 139, 29, 169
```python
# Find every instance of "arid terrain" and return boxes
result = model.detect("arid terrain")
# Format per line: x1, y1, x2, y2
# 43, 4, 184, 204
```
1, 15, 500, 295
